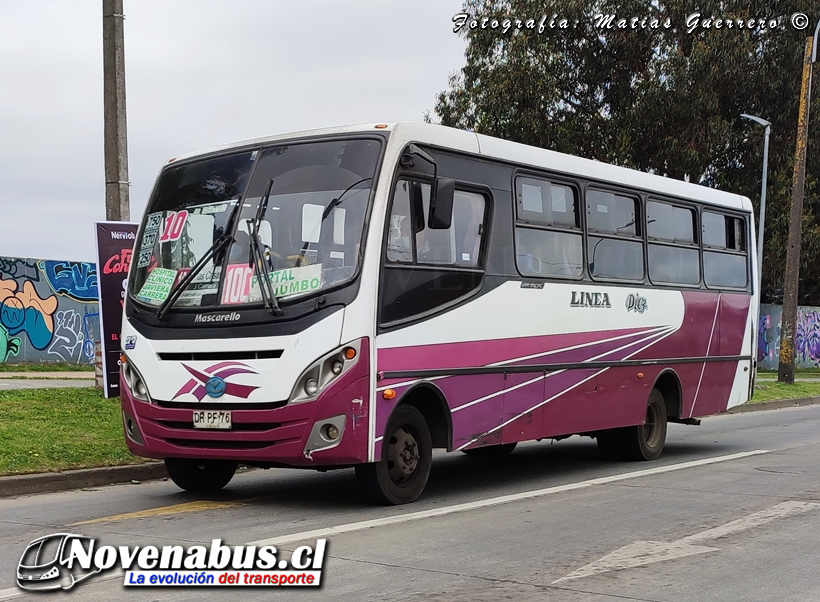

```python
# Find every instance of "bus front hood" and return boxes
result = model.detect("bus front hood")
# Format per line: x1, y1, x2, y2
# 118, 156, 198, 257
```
120, 309, 345, 404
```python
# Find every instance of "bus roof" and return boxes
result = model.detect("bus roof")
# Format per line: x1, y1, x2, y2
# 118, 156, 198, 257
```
171, 122, 751, 212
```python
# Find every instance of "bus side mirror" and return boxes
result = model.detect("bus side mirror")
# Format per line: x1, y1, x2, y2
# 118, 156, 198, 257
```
409, 182, 426, 233
429, 178, 455, 229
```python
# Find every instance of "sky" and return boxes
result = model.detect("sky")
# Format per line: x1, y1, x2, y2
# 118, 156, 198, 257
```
0, 0, 468, 262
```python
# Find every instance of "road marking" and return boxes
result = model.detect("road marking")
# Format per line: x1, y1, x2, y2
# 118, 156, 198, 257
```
69, 500, 245, 525
0, 568, 125, 601
248, 450, 770, 547
553, 500, 820, 584
0, 450, 770, 601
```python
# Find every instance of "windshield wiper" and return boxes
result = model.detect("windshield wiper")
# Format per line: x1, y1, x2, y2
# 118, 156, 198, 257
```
154, 197, 245, 320
248, 179, 284, 316
294, 177, 372, 267
321, 177, 372, 220
155, 233, 232, 320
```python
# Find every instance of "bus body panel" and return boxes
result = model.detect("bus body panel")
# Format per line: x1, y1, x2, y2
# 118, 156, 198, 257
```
374, 283, 752, 456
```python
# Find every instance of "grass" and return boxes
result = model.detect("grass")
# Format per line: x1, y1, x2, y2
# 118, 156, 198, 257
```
751, 380, 820, 403
0, 378, 817, 477
0, 363, 94, 373
758, 367, 820, 376
0, 388, 149, 476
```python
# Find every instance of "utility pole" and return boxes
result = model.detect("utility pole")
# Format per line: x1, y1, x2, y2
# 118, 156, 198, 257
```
778, 35, 816, 384
103, 0, 130, 221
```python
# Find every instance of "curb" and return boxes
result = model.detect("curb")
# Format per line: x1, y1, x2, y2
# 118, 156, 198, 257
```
0, 463, 167, 498
1, 398, 818, 499
727, 396, 820, 414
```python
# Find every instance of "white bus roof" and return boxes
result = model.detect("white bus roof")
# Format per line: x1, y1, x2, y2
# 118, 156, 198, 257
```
172, 122, 751, 212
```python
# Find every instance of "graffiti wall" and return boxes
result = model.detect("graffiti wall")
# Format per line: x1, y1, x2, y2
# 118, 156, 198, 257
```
0, 256, 99, 365
758, 303, 820, 370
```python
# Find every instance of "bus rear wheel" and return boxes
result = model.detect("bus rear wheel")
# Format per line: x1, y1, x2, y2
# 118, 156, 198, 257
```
356, 405, 432, 505
164, 458, 238, 492
462, 442, 517, 457
597, 388, 667, 461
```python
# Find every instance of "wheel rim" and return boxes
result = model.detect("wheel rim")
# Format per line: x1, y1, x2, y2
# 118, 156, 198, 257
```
386, 425, 420, 485
643, 402, 663, 449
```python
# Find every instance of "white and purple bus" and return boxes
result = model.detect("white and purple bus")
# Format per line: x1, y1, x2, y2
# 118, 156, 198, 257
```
120, 122, 758, 504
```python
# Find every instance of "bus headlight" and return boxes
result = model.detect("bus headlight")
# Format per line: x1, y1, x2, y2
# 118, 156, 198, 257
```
290, 339, 362, 403
121, 357, 152, 403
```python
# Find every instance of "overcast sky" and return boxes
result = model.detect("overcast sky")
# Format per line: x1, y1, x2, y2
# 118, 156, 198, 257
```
0, 0, 467, 262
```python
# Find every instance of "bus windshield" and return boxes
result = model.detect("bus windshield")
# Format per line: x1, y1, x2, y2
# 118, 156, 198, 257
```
129, 138, 382, 310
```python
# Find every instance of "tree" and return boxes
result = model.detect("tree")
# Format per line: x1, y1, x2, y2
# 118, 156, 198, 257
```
433, 0, 820, 303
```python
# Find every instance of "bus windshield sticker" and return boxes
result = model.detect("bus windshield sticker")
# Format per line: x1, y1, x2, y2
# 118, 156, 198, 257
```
136, 268, 178, 302
136, 212, 163, 268
222, 264, 255, 305
190, 202, 229, 215
159, 210, 189, 243
249, 264, 323, 302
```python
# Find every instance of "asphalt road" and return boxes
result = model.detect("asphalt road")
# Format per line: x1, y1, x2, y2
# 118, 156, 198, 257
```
2, 405, 820, 601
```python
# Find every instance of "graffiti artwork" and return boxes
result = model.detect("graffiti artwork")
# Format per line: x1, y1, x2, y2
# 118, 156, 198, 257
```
0, 256, 100, 365
758, 304, 820, 371
39, 260, 98, 302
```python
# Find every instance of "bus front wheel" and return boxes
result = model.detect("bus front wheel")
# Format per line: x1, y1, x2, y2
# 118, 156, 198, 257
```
164, 458, 238, 492
356, 405, 432, 505
597, 388, 667, 461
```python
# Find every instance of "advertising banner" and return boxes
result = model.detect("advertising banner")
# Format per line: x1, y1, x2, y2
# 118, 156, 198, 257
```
95, 222, 138, 398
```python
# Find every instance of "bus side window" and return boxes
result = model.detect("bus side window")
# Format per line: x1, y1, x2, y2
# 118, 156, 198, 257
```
386, 182, 415, 263
514, 176, 582, 278
380, 181, 488, 325
702, 211, 748, 288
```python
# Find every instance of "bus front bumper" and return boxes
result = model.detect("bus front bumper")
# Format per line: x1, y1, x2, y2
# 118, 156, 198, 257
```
119, 352, 370, 468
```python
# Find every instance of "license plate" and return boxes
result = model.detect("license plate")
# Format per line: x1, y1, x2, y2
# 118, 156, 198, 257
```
193, 410, 232, 429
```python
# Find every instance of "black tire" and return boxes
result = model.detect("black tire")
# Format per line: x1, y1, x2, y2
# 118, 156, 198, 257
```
596, 429, 627, 460
356, 405, 432, 505
164, 458, 238, 492
597, 388, 668, 461
462, 442, 517, 457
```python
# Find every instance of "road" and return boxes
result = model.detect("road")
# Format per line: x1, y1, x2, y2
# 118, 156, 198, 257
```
0, 379, 93, 390
2, 405, 820, 601
0, 372, 95, 390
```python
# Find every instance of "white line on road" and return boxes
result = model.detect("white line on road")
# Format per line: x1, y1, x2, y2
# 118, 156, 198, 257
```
248, 450, 770, 547
553, 500, 820, 583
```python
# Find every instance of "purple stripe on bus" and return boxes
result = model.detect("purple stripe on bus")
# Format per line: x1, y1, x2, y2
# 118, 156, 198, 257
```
377, 326, 673, 445
377, 326, 654, 374
451, 328, 671, 446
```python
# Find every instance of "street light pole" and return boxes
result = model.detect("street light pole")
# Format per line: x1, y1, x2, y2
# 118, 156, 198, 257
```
741, 114, 771, 283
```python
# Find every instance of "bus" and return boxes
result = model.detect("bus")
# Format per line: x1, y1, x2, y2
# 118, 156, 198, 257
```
120, 122, 758, 505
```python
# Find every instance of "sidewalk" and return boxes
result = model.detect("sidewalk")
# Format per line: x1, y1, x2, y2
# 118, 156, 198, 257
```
0, 371, 95, 380
1, 396, 819, 499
